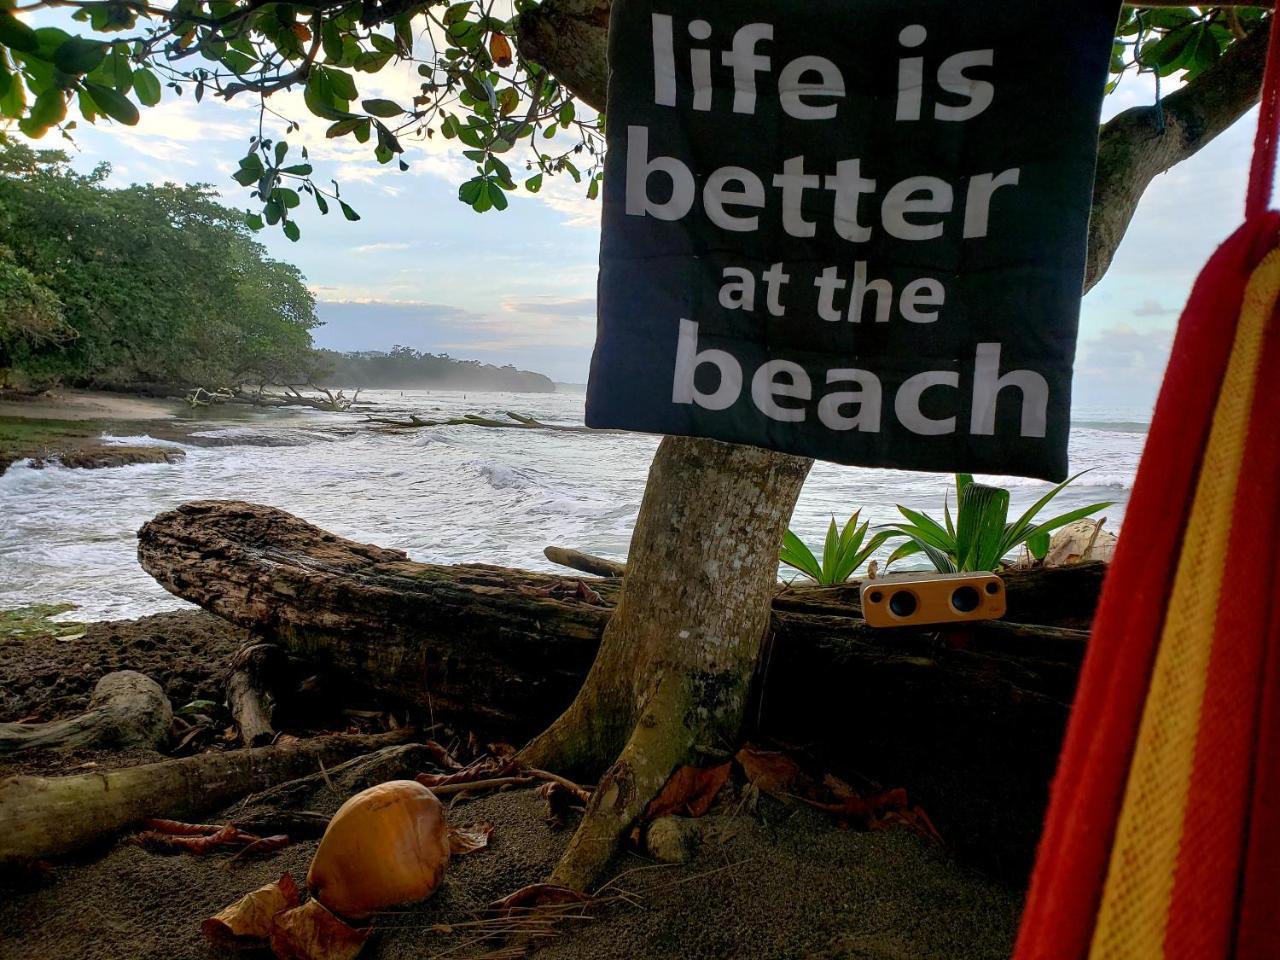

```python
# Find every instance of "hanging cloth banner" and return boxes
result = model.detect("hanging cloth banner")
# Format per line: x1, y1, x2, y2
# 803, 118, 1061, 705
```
1013, 11, 1280, 960
586, 0, 1122, 481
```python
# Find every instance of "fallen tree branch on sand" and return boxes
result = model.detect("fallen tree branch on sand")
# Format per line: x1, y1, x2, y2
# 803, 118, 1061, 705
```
138, 501, 1103, 880
365, 410, 612, 433
0, 671, 171, 756
0, 729, 411, 863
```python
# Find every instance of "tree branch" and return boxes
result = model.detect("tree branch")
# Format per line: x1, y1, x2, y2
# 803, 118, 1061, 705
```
517, 1, 1269, 294
1086, 18, 1269, 289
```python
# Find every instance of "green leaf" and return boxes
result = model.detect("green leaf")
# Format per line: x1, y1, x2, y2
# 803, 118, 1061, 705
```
460, 71, 495, 109
232, 152, 264, 186
326, 117, 362, 137
322, 20, 343, 61
244, 211, 264, 230
0, 12, 38, 53
955, 483, 1009, 571
1000, 471, 1090, 555
1027, 529, 1050, 561
524, 172, 542, 193
779, 529, 822, 582
443, 2, 473, 26
54, 37, 107, 74
314, 191, 329, 214
361, 97, 402, 117
558, 100, 575, 125
281, 163, 312, 176
1021, 503, 1115, 546
339, 199, 360, 221
274, 139, 288, 164
18, 87, 65, 137
282, 219, 300, 241
132, 67, 160, 106
323, 68, 356, 103
885, 540, 924, 569
486, 179, 508, 210
1, 72, 26, 118
458, 176, 484, 205
894, 506, 953, 552
821, 516, 840, 585
83, 81, 138, 125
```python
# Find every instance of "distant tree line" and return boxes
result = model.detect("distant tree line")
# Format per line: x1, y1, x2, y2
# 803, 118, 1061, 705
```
315, 346, 555, 393
0, 138, 321, 390
0, 139, 555, 396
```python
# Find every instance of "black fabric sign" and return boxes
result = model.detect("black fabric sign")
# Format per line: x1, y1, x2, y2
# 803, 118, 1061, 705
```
585, 0, 1121, 481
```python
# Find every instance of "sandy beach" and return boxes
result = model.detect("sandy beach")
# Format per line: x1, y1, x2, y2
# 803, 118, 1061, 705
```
0, 389, 183, 422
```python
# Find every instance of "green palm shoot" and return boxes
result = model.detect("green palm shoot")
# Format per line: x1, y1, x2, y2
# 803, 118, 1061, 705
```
883, 472, 1113, 573
780, 511, 891, 585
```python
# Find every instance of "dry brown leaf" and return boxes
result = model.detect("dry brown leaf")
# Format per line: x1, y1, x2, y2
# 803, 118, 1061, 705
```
645, 762, 731, 820
202, 872, 299, 948
416, 756, 517, 789
447, 821, 494, 856
488, 883, 590, 917
735, 744, 802, 796
134, 823, 258, 855
270, 898, 370, 960
489, 32, 513, 67
228, 834, 292, 863
421, 739, 464, 771
537, 780, 588, 829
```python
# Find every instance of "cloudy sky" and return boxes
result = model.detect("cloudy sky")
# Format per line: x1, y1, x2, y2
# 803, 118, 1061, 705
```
21, 11, 1260, 405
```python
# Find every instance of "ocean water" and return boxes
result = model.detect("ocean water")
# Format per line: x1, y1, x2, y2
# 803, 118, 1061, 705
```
0, 389, 1146, 621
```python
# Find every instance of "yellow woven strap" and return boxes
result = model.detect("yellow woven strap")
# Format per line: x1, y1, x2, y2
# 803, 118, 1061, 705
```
1087, 247, 1280, 960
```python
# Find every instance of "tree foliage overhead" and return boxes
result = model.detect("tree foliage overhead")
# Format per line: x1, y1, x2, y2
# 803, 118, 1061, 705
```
1, 0, 605, 238
3, 0, 1264, 242
0, 137, 320, 385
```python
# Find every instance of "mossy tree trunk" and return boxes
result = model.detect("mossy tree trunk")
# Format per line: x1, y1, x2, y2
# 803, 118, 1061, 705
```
509, 0, 1272, 891
519, 439, 811, 886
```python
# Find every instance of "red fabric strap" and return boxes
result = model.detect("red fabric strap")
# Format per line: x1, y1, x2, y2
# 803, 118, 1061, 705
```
1247, 10, 1280, 217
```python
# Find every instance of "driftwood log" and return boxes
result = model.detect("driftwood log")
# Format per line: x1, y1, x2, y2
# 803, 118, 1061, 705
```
0, 671, 172, 756
226, 643, 288, 747
543, 545, 625, 579
0, 729, 411, 863
138, 500, 1106, 882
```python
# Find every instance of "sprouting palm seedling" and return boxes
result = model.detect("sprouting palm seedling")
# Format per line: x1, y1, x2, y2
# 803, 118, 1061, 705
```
780, 511, 891, 585
883, 472, 1113, 573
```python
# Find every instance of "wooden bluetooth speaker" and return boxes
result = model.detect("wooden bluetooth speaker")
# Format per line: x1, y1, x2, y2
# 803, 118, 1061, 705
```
860, 571, 1006, 627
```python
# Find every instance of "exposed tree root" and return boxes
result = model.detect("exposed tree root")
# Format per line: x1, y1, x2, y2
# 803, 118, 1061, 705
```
0, 670, 171, 755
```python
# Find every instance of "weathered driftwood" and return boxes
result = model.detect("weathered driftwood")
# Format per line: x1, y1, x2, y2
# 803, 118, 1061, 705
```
543, 545, 625, 579
138, 502, 1104, 880
365, 410, 606, 433
226, 643, 287, 747
0, 671, 172, 756
0, 729, 411, 863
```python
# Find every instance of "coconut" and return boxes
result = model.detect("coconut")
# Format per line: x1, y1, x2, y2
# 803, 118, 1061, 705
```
306, 779, 450, 920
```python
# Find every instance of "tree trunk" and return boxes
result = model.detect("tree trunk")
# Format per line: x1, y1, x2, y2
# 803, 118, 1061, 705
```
519, 439, 812, 886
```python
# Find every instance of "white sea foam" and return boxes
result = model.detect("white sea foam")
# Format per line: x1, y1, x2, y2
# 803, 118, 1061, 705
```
0, 388, 1147, 620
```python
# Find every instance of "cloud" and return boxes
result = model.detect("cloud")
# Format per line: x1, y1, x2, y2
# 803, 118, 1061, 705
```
501, 295, 595, 318
351, 241, 416, 255
1132, 298, 1176, 317
1073, 323, 1175, 409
